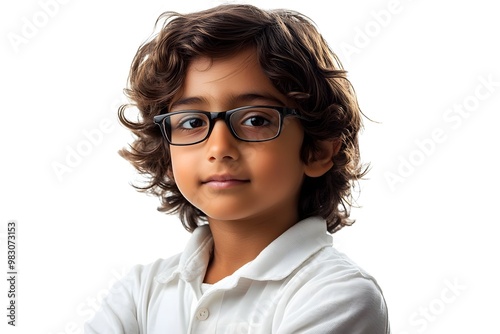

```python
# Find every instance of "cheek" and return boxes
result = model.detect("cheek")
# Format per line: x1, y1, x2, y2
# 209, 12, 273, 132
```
263, 127, 305, 178
169, 148, 181, 178
248, 145, 305, 184
169, 148, 195, 191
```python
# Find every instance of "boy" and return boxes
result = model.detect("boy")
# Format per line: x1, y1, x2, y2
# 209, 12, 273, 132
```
85, 4, 389, 333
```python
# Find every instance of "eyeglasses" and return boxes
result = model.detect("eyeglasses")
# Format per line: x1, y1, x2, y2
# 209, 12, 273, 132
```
153, 106, 299, 146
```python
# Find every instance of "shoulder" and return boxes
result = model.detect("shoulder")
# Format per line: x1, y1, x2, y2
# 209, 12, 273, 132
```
277, 246, 390, 333
84, 254, 184, 333
296, 245, 387, 307
105, 253, 183, 305
312, 246, 381, 282
118, 225, 212, 292
125, 253, 183, 288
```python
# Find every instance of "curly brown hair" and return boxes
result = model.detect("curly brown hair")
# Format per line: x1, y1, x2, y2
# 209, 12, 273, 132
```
118, 4, 367, 233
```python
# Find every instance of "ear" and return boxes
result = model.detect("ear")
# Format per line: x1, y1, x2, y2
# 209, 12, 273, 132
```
304, 138, 341, 178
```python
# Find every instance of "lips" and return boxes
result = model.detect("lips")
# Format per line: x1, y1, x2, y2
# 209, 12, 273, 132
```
202, 174, 250, 189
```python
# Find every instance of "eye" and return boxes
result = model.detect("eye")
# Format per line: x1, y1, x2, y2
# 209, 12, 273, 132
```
241, 115, 271, 127
173, 115, 207, 130
181, 118, 205, 129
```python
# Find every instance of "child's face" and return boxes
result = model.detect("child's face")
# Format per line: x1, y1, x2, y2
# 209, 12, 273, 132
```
169, 48, 307, 224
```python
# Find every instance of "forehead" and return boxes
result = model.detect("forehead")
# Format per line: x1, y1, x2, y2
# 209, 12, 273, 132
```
172, 48, 290, 109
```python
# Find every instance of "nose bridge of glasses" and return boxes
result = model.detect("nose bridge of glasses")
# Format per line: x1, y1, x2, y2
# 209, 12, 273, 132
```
209, 111, 229, 121
206, 110, 234, 137
208, 111, 233, 130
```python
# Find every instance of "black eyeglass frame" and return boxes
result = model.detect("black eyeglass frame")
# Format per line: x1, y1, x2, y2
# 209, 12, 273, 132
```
153, 105, 300, 146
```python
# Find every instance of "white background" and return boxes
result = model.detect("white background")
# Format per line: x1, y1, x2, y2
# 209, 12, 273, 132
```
1, 0, 499, 333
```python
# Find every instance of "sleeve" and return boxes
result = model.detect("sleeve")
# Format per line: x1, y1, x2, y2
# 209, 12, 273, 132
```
83, 265, 143, 334
275, 274, 390, 334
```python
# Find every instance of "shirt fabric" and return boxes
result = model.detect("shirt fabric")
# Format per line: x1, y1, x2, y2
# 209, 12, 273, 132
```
84, 217, 390, 333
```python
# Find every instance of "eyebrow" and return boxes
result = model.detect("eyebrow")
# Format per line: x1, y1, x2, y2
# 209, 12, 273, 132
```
170, 96, 206, 109
170, 93, 286, 110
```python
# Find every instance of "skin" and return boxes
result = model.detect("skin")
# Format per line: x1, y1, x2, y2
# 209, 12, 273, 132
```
169, 48, 336, 283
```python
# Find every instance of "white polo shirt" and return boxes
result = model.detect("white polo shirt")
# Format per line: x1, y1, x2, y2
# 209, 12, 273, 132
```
84, 217, 390, 333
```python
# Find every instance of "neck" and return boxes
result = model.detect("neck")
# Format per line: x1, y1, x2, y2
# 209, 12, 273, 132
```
203, 213, 298, 284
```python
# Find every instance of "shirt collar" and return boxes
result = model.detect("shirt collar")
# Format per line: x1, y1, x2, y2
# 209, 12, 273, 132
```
155, 217, 332, 285
236, 216, 332, 281
155, 224, 212, 285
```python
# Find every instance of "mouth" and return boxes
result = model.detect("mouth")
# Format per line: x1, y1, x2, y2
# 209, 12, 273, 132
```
202, 174, 250, 189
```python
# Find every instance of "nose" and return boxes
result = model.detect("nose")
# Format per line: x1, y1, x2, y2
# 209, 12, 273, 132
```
205, 120, 240, 161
